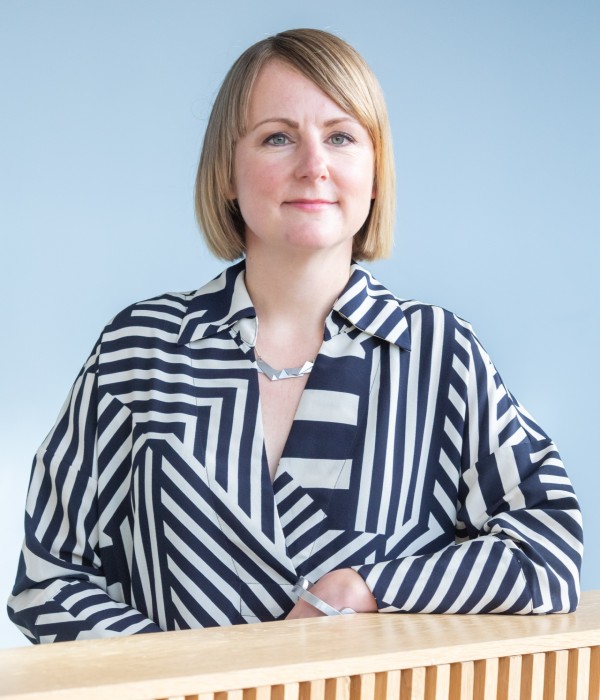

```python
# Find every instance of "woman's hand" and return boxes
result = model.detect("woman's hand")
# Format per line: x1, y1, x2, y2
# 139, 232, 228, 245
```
286, 568, 378, 619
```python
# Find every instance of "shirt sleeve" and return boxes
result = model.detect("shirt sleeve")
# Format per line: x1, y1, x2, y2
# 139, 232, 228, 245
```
354, 324, 583, 614
7, 337, 162, 643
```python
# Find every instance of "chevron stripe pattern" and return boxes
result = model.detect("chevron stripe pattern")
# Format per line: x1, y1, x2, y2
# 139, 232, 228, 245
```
8, 261, 582, 643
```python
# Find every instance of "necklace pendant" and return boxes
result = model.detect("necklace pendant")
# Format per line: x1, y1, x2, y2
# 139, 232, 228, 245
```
256, 356, 314, 381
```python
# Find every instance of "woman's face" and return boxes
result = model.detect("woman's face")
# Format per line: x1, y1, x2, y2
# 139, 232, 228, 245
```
231, 60, 375, 258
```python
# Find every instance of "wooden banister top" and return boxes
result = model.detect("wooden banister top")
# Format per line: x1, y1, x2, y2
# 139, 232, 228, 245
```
2, 591, 599, 700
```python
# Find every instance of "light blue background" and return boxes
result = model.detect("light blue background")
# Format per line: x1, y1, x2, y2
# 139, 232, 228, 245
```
1, 1, 598, 648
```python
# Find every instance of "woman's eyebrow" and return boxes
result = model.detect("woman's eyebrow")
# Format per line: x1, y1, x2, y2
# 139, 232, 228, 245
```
249, 116, 358, 131
250, 117, 298, 130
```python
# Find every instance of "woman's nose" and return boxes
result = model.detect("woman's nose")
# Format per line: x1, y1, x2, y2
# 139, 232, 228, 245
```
294, 140, 328, 181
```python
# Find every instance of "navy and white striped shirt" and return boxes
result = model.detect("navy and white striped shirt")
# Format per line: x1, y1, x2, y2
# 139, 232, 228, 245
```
8, 261, 583, 643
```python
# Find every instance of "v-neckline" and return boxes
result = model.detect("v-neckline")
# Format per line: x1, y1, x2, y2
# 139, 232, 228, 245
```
258, 374, 311, 482
255, 350, 318, 484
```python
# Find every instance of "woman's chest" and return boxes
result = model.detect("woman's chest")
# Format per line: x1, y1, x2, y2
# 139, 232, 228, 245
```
258, 373, 310, 480
97, 330, 462, 572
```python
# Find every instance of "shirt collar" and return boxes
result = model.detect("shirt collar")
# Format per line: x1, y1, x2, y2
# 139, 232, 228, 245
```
177, 260, 254, 345
177, 260, 411, 351
332, 263, 411, 350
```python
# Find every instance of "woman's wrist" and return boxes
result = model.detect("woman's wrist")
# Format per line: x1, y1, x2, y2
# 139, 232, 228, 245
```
292, 576, 356, 615
301, 569, 378, 614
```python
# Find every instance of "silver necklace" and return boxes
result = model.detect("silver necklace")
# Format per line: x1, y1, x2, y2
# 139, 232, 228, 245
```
255, 353, 314, 381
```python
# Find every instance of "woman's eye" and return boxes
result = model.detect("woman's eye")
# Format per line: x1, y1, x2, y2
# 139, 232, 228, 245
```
329, 132, 354, 146
265, 133, 290, 146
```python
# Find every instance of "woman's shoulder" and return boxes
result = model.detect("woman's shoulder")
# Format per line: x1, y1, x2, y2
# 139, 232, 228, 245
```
358, 264, 478, 346
398, 297, 476, 338
96, 262, 248, 357
103, 289, 198, 339
92, 287, 209, 369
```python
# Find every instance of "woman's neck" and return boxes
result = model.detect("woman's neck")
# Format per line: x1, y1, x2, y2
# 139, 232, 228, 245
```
245, 247, 351, 327
244, 244, 353, 364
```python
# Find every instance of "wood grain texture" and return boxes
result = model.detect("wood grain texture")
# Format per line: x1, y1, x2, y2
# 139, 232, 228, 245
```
245, 687, 272, 700
2, 592, 600, 700
350, 675, 375, 700
566, 647, 590, 700
424, 664, 450, 700
521, 653, 546, 700
299, 680, 326, 700
474, 657, 499, 700
325, 677, 351, 700
375, 670, 401, 700
589, 646, 600, 700
400, 667, 426, 700
498, 656, 521, 700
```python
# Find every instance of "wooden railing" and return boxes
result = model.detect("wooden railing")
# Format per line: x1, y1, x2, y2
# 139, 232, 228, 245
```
1, 591, 599, 700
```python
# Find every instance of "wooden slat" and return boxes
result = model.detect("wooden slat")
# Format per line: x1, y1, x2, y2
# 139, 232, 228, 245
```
544, 650, 569, 699
374, 670, 401, 700
299, 679, 326, 700
589, 646, 600, 700
350, 674, 375, 700
325, 677, 351, 700
401, 667, 426, 700
449, 661, 473, 700
400, 669, 413, 700
474, 657, 499, 700
217, 692, 244, 700
245, 687, 271, 700
425, 664, 450, 700
272, 685, 299, 700
521, 653, 545, 700
566, 647, 590, 700
498, 656, 521, 700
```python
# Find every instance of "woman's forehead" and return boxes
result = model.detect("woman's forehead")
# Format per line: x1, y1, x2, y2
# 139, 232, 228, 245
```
245, 60, 362, 129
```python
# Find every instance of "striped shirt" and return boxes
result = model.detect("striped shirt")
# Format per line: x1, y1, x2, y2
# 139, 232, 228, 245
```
8, 260, 583, 643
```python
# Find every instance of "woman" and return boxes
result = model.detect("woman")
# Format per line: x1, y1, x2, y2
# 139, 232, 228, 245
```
8, 29, 582, 643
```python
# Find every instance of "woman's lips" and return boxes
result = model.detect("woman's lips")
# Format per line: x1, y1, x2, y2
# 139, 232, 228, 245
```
284, 199, 336, 211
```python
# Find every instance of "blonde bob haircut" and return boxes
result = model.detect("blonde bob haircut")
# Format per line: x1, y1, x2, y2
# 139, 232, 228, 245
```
195, 28, 395, 261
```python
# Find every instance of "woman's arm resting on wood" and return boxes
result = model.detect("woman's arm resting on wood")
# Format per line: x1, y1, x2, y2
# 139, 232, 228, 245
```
354, 329, 583, 615
7, 339, 161, 643
354, 439, 582, 614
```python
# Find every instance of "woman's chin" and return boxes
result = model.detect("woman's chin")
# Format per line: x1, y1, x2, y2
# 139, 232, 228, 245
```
277, 232, 354, 255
